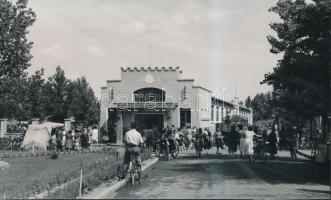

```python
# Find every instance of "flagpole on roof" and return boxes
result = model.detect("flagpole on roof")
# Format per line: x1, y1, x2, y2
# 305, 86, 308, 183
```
149, 41, 152, 67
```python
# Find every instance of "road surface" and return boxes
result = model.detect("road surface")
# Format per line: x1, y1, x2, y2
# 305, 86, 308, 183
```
106, 148, 330, 199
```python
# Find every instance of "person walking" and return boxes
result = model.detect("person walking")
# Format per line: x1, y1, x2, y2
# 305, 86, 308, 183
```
56, 128, 63, 151
62, 128, 66, 149
186, 126, 192, 149
91, 126, 99, 144
214, 127, 223, 154
50, 131, 57, 151
202, 128, 211, 156
268, 127, 278, 160
191, 126, 197, 150
194, 128, 204, 156
244, 126, 256, 162
287, 125, 298, 161
239, 125, 246, 158
228, 126, 238, 156
66, 130, 73, 151
81, 128, 90, 150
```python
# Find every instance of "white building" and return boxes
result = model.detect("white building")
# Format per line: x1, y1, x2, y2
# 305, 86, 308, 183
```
100, 67, 253, 144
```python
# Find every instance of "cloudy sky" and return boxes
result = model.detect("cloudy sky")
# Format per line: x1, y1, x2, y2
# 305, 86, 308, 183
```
27, 0, 281, 101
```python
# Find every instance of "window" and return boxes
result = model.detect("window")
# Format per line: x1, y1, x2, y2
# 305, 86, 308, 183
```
134, 88, 165, 102
216, 106, 219, 121
211, 105, 214, 121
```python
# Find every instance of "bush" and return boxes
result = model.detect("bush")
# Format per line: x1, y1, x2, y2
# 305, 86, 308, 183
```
43, 148, 151, 199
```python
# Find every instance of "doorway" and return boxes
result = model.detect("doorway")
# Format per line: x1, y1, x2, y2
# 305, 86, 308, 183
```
180, 108, 191, 128
134, 113, 164, 131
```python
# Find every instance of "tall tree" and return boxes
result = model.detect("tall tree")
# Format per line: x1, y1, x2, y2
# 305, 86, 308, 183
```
66, 77, 99, 126
0, 0, 36, 119
25, 69, 47, 119
245, 96, 252, 108
250, 92, 274, 122
44, 66, 69, 122
262, 0, 330, 135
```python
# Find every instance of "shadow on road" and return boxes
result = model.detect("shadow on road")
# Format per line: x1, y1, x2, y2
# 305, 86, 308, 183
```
173, 153, 330, 186
296, 188, 331, 194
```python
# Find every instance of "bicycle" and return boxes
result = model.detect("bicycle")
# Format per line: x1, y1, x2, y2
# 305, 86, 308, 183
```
127, 152, 141, 186
254, 137, 268, 162
157, 138, 170, 160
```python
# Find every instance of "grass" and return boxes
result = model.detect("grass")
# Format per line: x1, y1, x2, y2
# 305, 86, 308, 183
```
0, 151, 119, 199
0, 147, 151, 199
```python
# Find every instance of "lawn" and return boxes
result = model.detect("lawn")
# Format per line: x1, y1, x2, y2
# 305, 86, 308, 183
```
0, 151, 119, 199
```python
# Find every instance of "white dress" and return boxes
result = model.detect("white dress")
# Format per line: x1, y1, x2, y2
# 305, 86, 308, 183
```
239, 130, 246, 153
244, 130, 255, 155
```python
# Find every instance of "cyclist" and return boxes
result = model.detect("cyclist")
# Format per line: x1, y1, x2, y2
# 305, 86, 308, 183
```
120, 121, 144, 179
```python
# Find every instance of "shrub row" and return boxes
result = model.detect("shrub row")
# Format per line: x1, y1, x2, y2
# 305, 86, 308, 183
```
0, 146, 117, 159
44, 149, 151, 199
3, 150, 119, 199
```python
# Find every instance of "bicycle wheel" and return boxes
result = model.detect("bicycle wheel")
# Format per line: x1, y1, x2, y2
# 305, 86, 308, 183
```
130, 171, 135, 186
134, 164, 141, 181
155, 145, 160, 157
163, 147, 169, 160
175, 146, 179, 157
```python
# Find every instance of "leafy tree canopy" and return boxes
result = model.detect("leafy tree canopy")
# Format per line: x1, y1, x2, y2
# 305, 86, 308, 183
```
0, 0, 36, 119
262, 0, 330, 119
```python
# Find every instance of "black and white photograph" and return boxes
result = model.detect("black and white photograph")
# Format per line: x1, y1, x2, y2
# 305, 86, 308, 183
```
0, 0, 330, 199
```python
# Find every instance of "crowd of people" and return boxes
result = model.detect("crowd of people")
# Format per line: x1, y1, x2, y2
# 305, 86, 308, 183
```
141, 125, 213, 155
136, 122, 313, 162
49, 125, 99, 151
118, 121, 324, 179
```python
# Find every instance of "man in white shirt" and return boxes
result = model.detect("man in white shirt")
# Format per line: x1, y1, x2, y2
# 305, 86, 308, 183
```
121, 122, 144, 179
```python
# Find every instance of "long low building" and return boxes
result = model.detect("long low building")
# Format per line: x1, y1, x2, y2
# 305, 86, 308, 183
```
100, 67, 253, 144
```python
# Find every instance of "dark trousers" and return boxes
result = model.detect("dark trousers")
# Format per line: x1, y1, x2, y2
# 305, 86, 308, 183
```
122, 146, 141, 177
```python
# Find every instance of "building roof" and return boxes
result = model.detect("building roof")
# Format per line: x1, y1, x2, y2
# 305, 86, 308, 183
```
121, 66, 180, 72
106, 80, 121, 82
212, 97, 251, 112
192, 86, 212, 93
177, 79, 194, 82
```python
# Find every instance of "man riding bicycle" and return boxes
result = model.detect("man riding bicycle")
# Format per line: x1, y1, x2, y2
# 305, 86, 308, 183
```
120, 122, 144, 179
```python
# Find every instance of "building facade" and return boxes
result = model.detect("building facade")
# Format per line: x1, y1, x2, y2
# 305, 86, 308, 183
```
100, 67, 253, 144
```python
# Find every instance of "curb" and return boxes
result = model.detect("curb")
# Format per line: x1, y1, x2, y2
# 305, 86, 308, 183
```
82, 157, 159, 199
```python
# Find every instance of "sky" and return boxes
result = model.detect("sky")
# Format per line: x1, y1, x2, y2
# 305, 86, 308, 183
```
27, 0, 281, 102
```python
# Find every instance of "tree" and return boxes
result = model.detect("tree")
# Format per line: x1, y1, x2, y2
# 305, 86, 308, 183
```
245, 96, 252, 108
262, 0, 330, 136
250, 92, 274, 122
44, 66, 69, 122
25, 69, 47, 119
0, 0, 36, 119
0, 75, 28, 119
43, 67, 100, 125
66, 77, 99, 126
